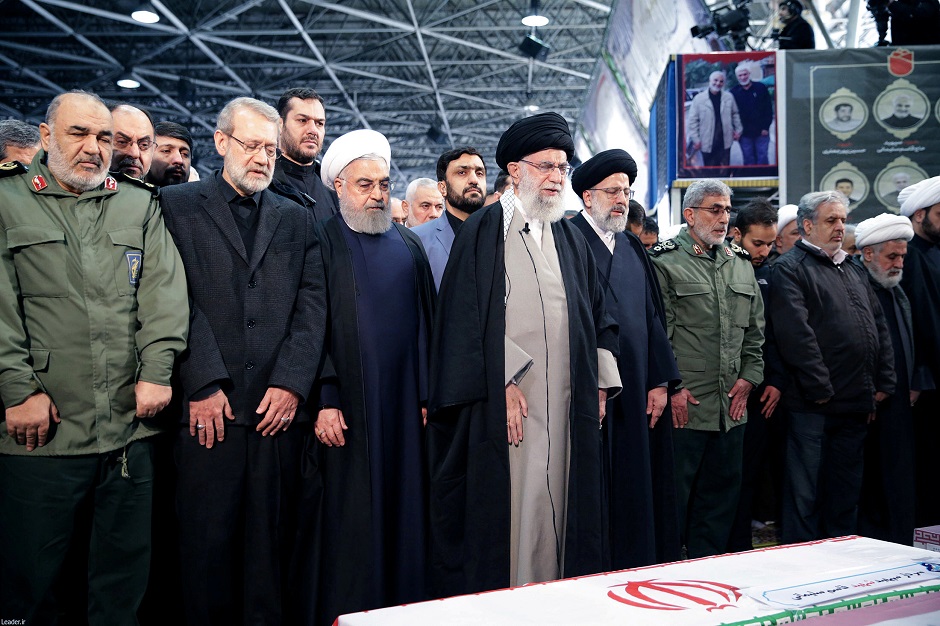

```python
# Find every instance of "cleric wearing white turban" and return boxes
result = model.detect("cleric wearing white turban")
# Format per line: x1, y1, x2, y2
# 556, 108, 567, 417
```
899, 176, 940, 218
320, 128, 391, 188
777, 204, 799, 235
855, 213, 914, 249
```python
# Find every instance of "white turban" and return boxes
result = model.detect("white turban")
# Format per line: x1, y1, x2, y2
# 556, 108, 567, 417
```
899, 176, 940, 217
320, 129, 391, 189
777, 204, 799, 235
855, 213, 913, 249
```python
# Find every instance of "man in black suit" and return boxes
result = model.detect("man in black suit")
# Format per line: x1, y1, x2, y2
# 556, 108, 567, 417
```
159, 96, 326, 626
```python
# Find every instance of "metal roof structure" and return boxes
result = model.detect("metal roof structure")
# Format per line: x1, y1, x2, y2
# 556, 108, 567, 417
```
0, 0, 614, 183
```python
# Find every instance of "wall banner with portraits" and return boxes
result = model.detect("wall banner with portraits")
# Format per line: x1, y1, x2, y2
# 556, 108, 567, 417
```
783, 47, 940, 223
676, 51, 778, 180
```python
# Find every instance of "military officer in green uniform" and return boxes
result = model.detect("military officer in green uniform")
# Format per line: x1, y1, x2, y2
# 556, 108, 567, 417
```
649, 179, 764, 558
0, 90, 189, 625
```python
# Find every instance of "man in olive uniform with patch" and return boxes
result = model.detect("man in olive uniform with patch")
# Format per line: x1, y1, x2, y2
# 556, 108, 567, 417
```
649, 179, 764, 558
0, 90, 189, 625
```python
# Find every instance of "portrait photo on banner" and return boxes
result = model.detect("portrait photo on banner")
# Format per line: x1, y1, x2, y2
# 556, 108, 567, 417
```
677, 50, 778, 180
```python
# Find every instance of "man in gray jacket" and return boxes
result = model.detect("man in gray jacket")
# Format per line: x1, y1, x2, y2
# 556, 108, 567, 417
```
686, 71, 742, 168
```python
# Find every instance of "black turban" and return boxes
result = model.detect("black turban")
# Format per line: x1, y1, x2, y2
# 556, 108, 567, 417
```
570, 149, 638, 196
494, 112, 574, 170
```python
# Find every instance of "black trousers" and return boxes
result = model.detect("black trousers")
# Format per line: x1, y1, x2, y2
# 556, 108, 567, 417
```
782, 411, 867, 544
0, 441, 154, 626
175, 424, 303, 626
673, 425, 745, 558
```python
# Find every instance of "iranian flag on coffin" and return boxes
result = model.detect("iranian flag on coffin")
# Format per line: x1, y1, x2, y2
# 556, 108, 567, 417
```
337, 537, 940, 626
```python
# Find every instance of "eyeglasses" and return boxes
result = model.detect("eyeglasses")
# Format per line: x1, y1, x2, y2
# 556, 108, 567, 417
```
689, 206, 733, 216
226, 134, 277, 159
518, 159, 570, 177
113, 135, 153, 152
589, 186, 635, 200
336, 177, 395, 194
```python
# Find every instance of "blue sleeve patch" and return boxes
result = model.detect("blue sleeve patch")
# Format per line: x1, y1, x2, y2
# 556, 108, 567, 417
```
126, 251, 142, 286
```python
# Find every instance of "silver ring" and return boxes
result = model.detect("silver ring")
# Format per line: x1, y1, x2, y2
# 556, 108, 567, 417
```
281, 416, 290, 422
196, 423, 206, 430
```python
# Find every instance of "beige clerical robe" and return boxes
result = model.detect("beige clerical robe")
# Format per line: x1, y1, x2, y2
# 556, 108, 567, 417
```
503, 206, 619, 586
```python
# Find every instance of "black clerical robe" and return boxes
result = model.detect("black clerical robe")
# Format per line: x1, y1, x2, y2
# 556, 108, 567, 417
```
569, 213, 682, 568
294, 215, 436, 626
899, 234, 940, 527
427, 201, 618, 597
859, 276, 917, 545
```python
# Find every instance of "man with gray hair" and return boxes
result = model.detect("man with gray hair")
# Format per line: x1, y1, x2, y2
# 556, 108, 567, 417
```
686, 71, 742, 169
296, 128, 436, 624
0, 119, 40, 165
770, 191, 895, 544
0, 90, 188, 624
159, 96, 327, 624
855, 213, 924, 545
881, 93, 922, 129
649, 178, 764, 558
402, 176, 443, 227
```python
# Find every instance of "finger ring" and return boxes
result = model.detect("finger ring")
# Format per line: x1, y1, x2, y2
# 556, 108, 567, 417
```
506, 421, 510, 426
196, 423, 206, 430
281, 417, 290, 422
316, 428, 323, 435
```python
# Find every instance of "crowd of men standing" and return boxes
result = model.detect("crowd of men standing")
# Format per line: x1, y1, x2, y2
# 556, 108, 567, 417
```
0, 88, 938, 626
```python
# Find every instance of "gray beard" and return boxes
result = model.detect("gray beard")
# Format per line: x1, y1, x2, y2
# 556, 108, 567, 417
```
47, 145, 108, 192
340, 203, 392, 235
600, 212, 627, 233
516, 186, 566, 223
868, 264, 903, 289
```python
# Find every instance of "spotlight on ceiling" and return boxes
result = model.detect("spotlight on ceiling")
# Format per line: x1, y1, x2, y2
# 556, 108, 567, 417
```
523, 93, 540, 112
522, 0, 550, 28
426, 124, 447, 144
117, 71, 141, 89
131, 3, 160, 24
519, 34, 550, 61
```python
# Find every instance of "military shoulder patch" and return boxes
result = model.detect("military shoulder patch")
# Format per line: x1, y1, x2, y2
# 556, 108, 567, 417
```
112, 171, 159, 196
729, 242, 751, 259
648, 238, 678, 256
0, 160, 28, 178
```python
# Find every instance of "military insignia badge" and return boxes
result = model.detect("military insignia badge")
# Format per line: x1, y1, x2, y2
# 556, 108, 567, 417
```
725, 246, 734, 257
126, 251, 142, 286
692, 244, 703, 255
32, 175, 47, 191
104, 176, 118, 191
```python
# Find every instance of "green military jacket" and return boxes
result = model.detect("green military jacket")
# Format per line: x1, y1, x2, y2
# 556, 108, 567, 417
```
649, 227, 764, 432
0, 155, 189, 456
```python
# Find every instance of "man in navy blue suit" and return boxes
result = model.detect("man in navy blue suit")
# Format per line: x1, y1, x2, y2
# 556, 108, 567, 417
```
412, 146, 487, 289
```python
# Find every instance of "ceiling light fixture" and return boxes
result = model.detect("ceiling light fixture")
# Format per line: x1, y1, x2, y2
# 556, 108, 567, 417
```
131, 3, 160, 24
117, 70, 141, 89
523, 93, 540, 112
522, 0, 550, 28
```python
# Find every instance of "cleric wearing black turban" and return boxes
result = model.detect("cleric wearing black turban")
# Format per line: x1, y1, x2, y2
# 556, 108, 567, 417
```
426, 114, 621, 596
569, 148, 684, 569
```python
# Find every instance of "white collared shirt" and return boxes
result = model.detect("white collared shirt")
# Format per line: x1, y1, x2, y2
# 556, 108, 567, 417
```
801, 238, 848, 265
581, 209, 616, 253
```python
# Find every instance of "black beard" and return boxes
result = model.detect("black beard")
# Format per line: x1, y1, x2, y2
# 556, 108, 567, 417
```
446, 185, 485, 214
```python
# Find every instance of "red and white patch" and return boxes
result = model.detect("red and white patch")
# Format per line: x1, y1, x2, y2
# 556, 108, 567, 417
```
31, 175, 47, 191
104, 176, 118, 191
692, 244, 703, 255
725, 247, 734, 257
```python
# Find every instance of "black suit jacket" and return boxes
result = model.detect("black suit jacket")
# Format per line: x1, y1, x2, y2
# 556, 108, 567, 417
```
159, 175, 327, 425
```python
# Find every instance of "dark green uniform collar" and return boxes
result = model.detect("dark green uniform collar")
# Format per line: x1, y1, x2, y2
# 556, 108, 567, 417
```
27, 150, 121, 200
